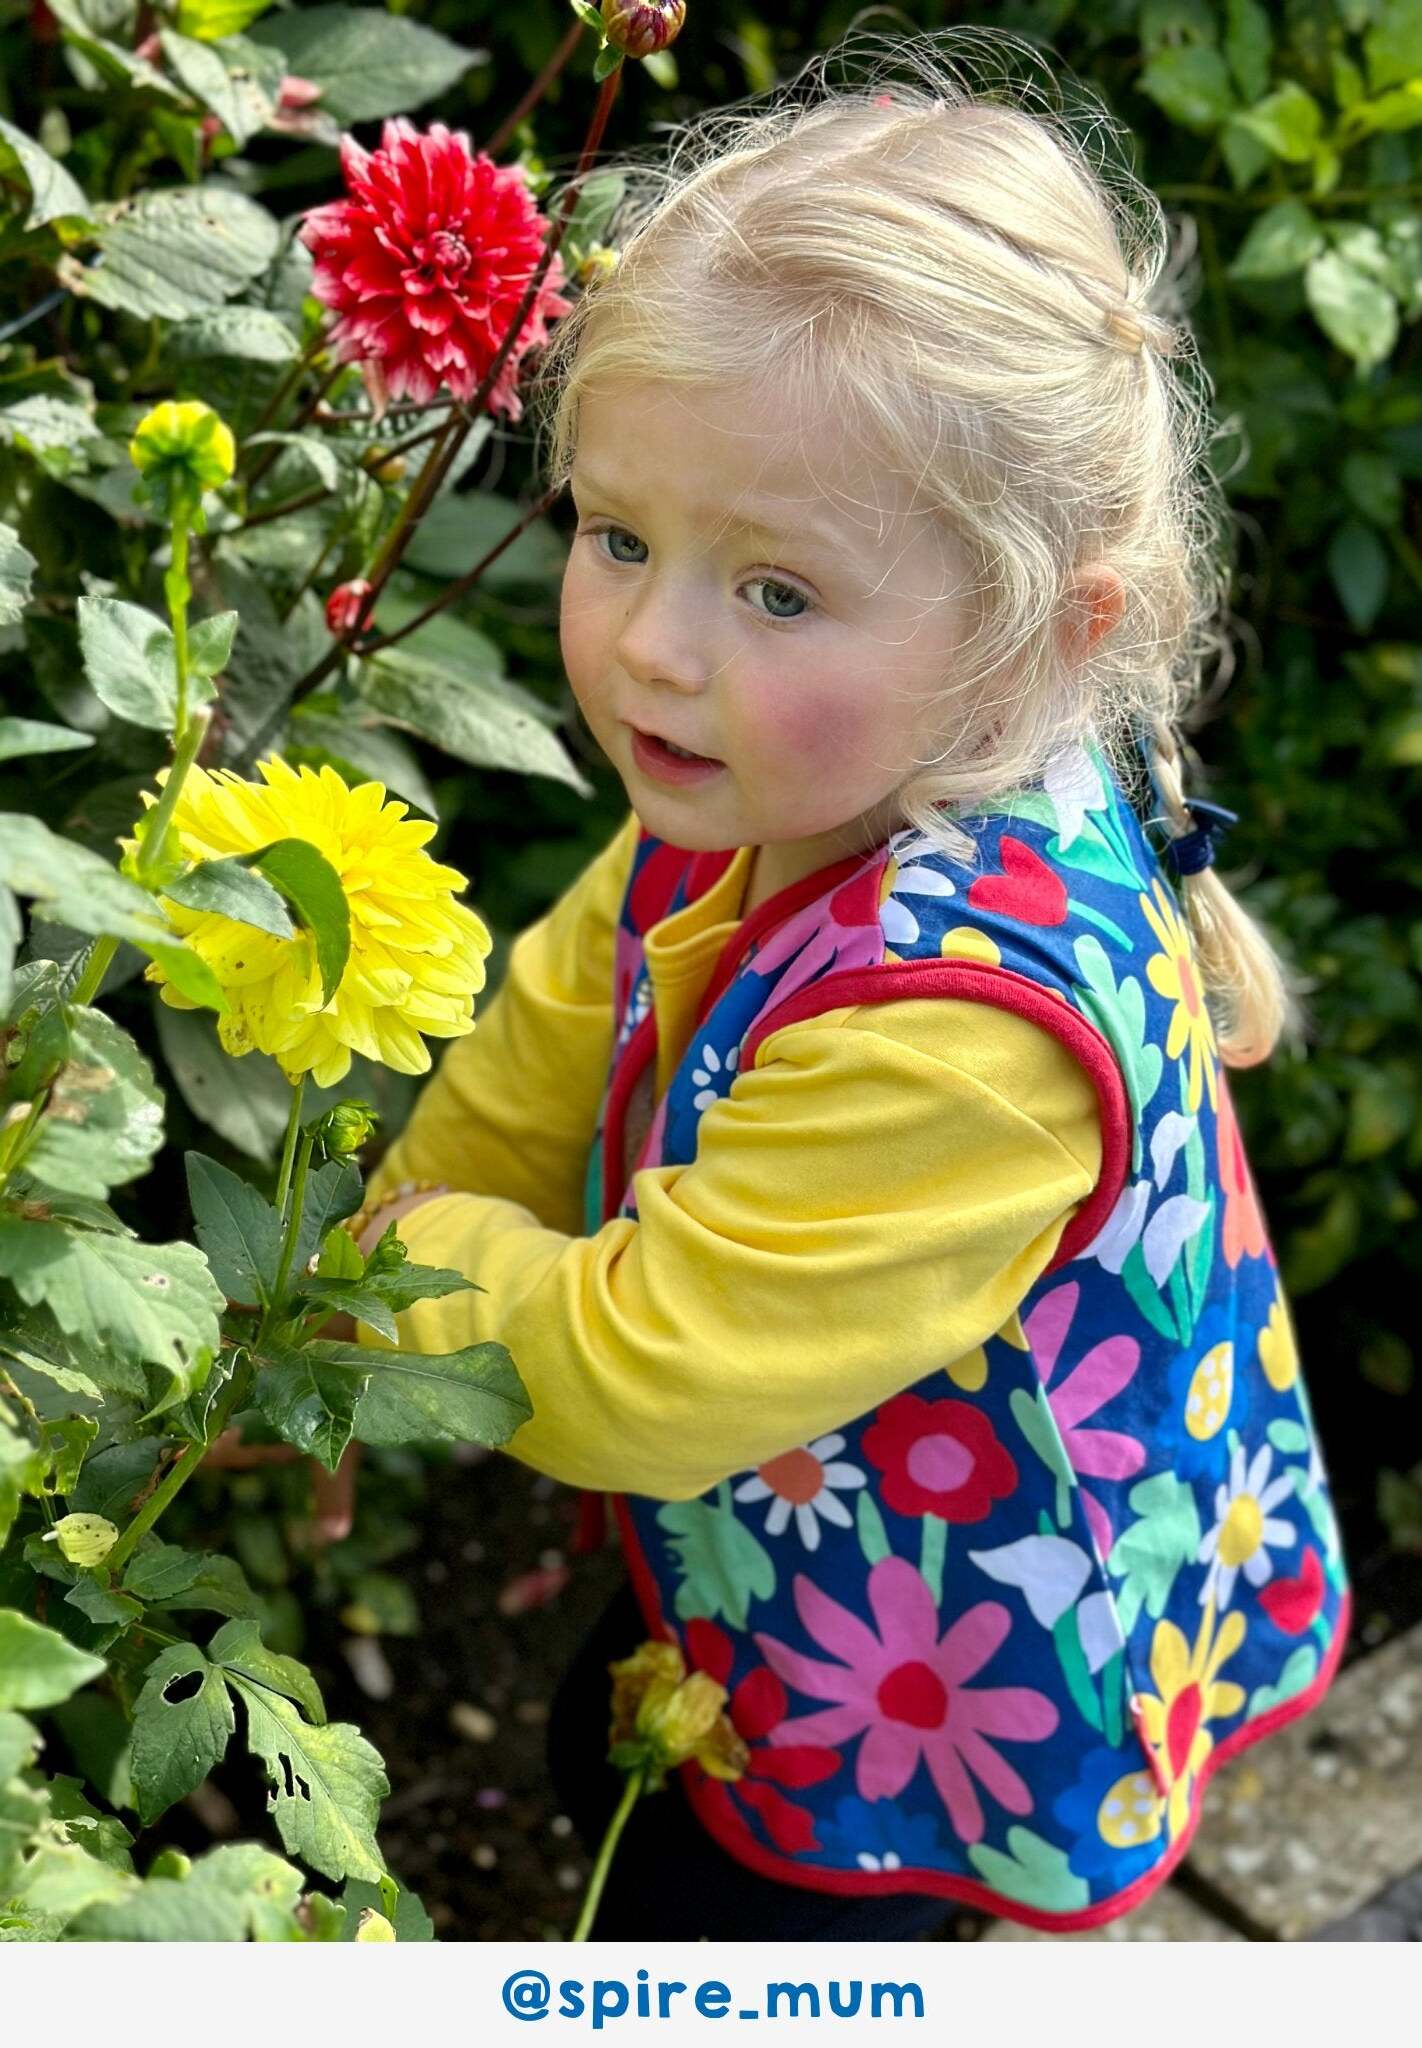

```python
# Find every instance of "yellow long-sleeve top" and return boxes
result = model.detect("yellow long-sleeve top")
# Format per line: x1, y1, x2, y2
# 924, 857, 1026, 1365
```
365, 810, 1104, 1501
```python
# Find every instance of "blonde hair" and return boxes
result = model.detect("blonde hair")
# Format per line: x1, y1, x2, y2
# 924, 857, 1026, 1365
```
529, 23, 1311, 1066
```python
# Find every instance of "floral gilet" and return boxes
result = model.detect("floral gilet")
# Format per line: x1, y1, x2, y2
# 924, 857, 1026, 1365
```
579, 739, 1351, 1932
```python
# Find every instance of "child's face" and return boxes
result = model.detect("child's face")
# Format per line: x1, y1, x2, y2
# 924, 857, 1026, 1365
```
560, 377, 976, 880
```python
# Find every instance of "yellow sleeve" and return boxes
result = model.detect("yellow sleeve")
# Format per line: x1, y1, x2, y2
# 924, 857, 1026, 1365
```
367, 807, 640, 1235
369, 998, 1104, 1501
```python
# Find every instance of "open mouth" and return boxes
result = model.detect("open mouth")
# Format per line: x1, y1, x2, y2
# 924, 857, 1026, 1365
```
629, 726, 726, 782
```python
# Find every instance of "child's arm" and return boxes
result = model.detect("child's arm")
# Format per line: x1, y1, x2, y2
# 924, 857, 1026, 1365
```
355, 999, 1103, 1501
365, 808, 640, 1235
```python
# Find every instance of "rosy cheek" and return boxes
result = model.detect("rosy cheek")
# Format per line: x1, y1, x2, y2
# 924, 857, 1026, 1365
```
756, 690, 868, 764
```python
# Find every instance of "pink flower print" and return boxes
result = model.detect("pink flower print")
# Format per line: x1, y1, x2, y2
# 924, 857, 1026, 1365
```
1021, 1281, 1146, 1560
754, 1557, 1058, 1844
744, 856, 885, 1012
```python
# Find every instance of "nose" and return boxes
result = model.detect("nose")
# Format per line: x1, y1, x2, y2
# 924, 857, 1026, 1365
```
613, 571, 710, 696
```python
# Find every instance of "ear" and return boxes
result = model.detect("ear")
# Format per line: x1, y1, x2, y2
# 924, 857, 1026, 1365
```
1058, 565, 1127, 667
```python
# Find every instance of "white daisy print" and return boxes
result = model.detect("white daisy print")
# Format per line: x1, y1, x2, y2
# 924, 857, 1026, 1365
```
879, 835, 957, 948
617, 974, 652, 1049
1196, 1441, 1297, 1610
690, 1039, 738, 1112
733, 1434, 867, 1552
1042, 741, 1107, 849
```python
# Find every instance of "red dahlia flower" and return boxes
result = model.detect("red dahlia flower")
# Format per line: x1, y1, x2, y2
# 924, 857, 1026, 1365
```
299, 120, 574, 417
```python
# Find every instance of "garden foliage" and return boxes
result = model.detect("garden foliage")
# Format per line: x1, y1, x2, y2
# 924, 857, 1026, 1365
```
0, 0, 1420, 1941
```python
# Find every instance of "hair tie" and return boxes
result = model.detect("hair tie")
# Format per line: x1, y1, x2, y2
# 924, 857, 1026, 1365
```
1161, 798, 1237, 879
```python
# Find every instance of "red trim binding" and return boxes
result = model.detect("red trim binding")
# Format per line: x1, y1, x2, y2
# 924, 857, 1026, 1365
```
741, 959, 1132, 1269
676, 1588, 1353, 1930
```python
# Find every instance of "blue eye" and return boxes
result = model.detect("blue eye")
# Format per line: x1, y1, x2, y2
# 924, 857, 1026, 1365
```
745, 577, 809, 622
596, 526, 646, 566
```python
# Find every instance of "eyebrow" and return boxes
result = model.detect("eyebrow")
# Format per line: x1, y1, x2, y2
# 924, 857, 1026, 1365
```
568, 464, 852, 558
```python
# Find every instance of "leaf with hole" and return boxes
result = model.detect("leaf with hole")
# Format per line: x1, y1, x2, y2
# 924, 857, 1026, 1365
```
230, 1678, 386, 1882
130, 1642, 236, 1823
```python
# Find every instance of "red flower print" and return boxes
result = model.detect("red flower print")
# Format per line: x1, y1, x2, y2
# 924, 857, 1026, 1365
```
966, 836, 1068, 926
685, 1618, 841, 1853
299, 121, 573, 415
862, 1393, 1017, 1523
1257, 1546, 1325, 1635
1216, 1074, 1268, 1269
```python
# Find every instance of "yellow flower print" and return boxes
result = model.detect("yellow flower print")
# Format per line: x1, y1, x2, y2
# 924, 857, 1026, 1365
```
1133, 1598, 1246, 1839
1140, 878, 1218, 1115
940, 925, 1002, 968
1257, 1286, 1299, 1393
948, 1303, 1028, 1394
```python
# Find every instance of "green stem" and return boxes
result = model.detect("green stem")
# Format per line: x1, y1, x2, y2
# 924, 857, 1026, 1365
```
274, 1076, 307, 1220
571, 1771, 642, 1942
165, 516, 191, 743
107, 1354, 255, 1576
262, 1128, 315, 1338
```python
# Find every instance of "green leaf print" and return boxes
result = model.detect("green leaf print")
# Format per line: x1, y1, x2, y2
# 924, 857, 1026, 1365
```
1120, 1236, 1181, 1345
1106, 1471, 1202, 1638
1047, 812, 1141, 892
656, 1483, 776, 1631
966, 1826, 1090, 1912
1008, 1385, 1076, 1528
1072, 935, 1163, 1176
856, 1490, 891, 1567
1247, 1645, 1318, 1719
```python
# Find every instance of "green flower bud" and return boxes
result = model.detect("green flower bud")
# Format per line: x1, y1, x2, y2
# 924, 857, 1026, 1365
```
129, 400, 236, 523
312, 1099, 380, 1157
51, 1512, 119, 1566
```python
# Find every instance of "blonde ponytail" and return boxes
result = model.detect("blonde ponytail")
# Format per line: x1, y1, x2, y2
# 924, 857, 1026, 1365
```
1145, 714, 1313, 1065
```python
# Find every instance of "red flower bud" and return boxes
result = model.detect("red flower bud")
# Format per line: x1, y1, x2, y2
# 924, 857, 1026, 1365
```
598, 0, 686, 58
325, 579, 373, 636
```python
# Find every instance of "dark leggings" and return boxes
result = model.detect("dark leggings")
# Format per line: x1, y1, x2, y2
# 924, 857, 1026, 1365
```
546, 1577, 952, 1941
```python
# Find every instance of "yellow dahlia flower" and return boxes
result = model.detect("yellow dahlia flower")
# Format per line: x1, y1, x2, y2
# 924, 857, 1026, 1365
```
132, 757, 492, 1086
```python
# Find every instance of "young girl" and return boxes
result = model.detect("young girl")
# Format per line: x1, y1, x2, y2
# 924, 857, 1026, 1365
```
351, 32, 1351, 1940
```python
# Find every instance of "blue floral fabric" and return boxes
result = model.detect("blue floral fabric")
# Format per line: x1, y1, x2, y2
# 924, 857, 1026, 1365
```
581, 738, 1350, 1927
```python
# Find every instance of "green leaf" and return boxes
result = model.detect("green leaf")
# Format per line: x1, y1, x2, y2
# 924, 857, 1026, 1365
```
1228, 199, 1324, 281
0, 522, 37, 627
158, 27, 272, 147
0, 1421, 47, 1547
291, 1155, 363, 1273
131, 1641, 236, 1823
245, 838, 350, 1005
36, 1413, 98, 1493
360, 648, 591, 794
1328, 515, 1390, 630
165, 856, 294, 940
0, 1709, 41, 1782
70, 1437, 166, 1522
0, 1611, 105, 1709
185, 1152, 283, 1306
244, 430, 343, 495
122, 1541, 206, 1601
147, 1552, 263, 1621
399, 491, 566, 592
254, 1347, 367, 1471
10, 1834, 131, 1928
656, 1483, 776, 1631
210, 1618, 325, 1724
177, 0, 277, 36
347, 1340, 530, 1450
291, 1281, 399, 1342
249, 3, 480, 123
154, 1001, 293, 1162
188, 610, 239, 678
0, 717, 93, 764
1138, 47, 1236, 132
1307, 249, 1400, 371
1364, 0, 1422, 92
169, 307, 299, 365
229, 1677, 387, 1882
0, 116, 89, 228
25, 1006, 165, 1199
0, 393, 101, 479
0, 812, 175, 951
58, 186, 280, 321
1234, 81, 1325, 162
0, 1217, 222, 1419
342, 1874, 433, 1942
75, 594, 208, 729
